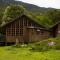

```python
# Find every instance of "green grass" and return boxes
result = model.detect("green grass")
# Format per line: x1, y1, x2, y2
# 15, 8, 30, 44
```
0, 46, 60, 60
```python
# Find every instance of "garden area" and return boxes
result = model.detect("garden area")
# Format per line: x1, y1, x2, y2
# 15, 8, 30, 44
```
0, 1, 60, 60
0, 46, 60, 60
0, 37, 60, 60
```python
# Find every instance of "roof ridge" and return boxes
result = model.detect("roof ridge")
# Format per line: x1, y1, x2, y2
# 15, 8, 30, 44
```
0, 13, 48, 31
49, 21, 60, 29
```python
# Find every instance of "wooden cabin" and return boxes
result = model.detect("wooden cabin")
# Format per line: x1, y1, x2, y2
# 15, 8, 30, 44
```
0, 14, 50, 44
50, 22, 60, 37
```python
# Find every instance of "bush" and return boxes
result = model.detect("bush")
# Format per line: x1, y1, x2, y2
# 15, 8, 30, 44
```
54, 43, 60, 50
12, 44, 28, 48
31, 40, 49, 52
31, 37, 60, 52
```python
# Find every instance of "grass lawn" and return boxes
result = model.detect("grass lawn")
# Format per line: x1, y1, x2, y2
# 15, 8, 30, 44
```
0, 46, 60, 60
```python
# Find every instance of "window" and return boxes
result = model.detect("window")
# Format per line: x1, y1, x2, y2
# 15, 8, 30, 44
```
7, 28, 10, 36
19, 19, 23, 36
24, 19, 27, 26
16, 28, 19, 36
12, 28, 15, 36
6, 19, 24, 36
19, 28, 23, 36
11, 23, 15, 36
28, 21, 31, 26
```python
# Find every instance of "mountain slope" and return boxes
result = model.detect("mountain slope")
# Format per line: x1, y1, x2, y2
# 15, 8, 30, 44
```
0, 0, 55, 15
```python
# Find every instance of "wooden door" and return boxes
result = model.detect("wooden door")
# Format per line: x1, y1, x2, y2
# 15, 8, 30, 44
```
23, 27, 29, 44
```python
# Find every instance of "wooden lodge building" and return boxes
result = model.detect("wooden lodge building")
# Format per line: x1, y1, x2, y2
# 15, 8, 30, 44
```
0, 13, 60, 45
0, 14, 50, 44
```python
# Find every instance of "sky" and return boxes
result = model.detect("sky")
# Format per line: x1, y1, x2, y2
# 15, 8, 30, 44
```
16, 0, 60, 9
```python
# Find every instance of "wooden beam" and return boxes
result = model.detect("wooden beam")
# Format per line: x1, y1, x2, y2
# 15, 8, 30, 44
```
15, 21, 16, 36
5, 27, 7, 45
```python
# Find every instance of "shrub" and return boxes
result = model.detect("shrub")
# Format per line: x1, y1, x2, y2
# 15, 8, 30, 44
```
31, 37, 60, 52
31, 40, 49, 52
12, 44, 21, 48
12, 44, 28, 48
54, 43, 60, 50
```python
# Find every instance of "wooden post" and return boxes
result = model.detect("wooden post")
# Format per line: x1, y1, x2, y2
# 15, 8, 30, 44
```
15, 21, 17, 45
15, 38, 19, 45
5, 28, 7, 46
19, 19, 20, 36
15, 21, 16, 37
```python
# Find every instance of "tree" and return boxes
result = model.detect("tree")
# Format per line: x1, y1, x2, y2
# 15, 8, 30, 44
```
2, 5, 25, 22
47, 9, 60, 23
0, 13, 2, 25
36, 15, 53, 28
0, 7, 5, 25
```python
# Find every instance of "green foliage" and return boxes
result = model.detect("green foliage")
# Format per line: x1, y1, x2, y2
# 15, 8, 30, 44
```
0, 0, 60, 28
0, 46, 60, 60
36, 15, 53, 28
0, 7, 5, 25
2, 5, 25, 22
12, 44, 28, 48
31, 40, 49, 52
0, 0, 59, 28
47, 9, 60, 23
48, 37, 60, 50
31, 37, 60, 52
0, 0, 55, 15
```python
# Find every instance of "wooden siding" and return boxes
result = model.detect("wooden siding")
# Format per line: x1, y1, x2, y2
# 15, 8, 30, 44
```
28, 29, 49, 42
50, 24, 58, 37
57, 24, 60, 36
4, 15, 49, 43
